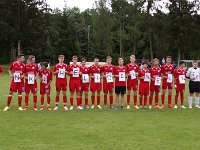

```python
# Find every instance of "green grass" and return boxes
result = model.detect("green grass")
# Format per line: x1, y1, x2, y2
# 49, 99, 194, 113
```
0, 66, 200, 150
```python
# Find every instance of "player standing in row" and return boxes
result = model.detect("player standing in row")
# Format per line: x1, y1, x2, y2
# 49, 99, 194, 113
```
174, 61, 186, 109
80, 58, 90, 109
126, 55, 139, 109
114, 58, 127, 109
68, 55, 82, 110
138, 61, 151, 109
149, 58, 162, 109
186, 60, 200, 109
102, 56, 115, 109
39, 62, 52, 110
161, 56, 174, 108
53, 55, 68, 111
3, 54, 25, 111
90, 57, 102, 109
24, 55, 38, 111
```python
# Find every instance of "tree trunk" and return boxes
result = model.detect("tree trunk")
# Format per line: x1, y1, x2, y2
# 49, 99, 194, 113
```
133, 41, 136, 55
17, 40, 21, 55
149, 35, 153, 61
178, 49, 181, 66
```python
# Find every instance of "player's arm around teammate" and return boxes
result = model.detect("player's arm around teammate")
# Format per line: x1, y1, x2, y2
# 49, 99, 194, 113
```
24, 55, 38, 111
0, 65, 4, 78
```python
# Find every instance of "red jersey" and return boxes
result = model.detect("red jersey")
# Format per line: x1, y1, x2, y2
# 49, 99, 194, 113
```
174, 68, 186, 85
68, 64, 81, 80
25, 64, 38, 79
102, 64, 115, 83
0, 66, 3, 73
139, 69, 150, 84
150, 66, 161, 79
89, 65, 102, 83
126, 63, 139, 79
9, 61, 25, 80
39, 69, 52, 86
80, 66, 90, 83
53, 63, 68, 85
161, 64, 174, 77
114, 66, 127, 86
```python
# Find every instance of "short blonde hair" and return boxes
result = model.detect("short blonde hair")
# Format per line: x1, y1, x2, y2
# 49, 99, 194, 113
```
118, 58, 123, 61
130, 55, 135, 58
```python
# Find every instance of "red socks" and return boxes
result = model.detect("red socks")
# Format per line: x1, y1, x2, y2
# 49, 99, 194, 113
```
168, 95, 172, 106
161, 95, 165, 105
144, 97, 147, 106
134, 95, 137, 106
7, 96, 12, 107
33, 96, 37, 108
18, 96, 22, 107
149, 96, 153, 105
91, 96, 95, 105
155, 95, 158, 106
110, 95, 113, 106
70, 98, 73, 106
41, 97, 44, 106
63, 96, 67, 106
47, 97, 51, 105
139, 96, 143, 106
97, 96, 100, 105
127, 95, 130, 105
104, 95, 107, 106
25, 96, 29, 107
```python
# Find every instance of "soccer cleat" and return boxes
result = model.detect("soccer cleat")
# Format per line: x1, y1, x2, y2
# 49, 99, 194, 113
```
33, 107, 38, 111
160, 105, 164, 109
174, 105, 178, 109
144, 106, 147, 109
18, 107, 23, 111
127, 105, 130, 109
85, 106, 90, 109
91, 105, 95, 109
40, 107, 44, 111
97, 105, 102, 109
155, 105, 160, 109
168, 105, 174, 109
79, 106, 83, 110
47, 107, 51, 111
134, 105, 139, 109
189, 106, 192, 109
121, 106, 124, 109
149, 105, 152, 109
54, 106, 58, 111
70, 106, 74, 110
110, 106, 114, 109
140, 106, 143, 109
24, 107, 28, 111
64, 106, 68, 111
195, 105, 200, 109
104, 105, 107, 109
180, 105, 186, 109
3, 106, 10, 112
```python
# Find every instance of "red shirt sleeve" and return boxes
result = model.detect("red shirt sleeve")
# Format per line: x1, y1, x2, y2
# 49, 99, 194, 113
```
9, 62, 13, 71
0, 66, 3, 73
49, 71, 53, 81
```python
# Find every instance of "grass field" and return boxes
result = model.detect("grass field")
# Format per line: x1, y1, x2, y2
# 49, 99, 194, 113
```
0, 65, 200, 150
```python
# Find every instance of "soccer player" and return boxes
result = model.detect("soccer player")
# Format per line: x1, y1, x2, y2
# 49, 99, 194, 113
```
174, 61, 186, 109
0, 65, 4, 78
89, 57, 102, 109
126, 55, 139, 109
114, 58, 127, 109
186, 60, 200, 109
149, 58, 162, 109
39, 62, 52, 111
3, 54, 25, 111
138, 61, 150, 109
68, 55, 82, 110
80, 58, 90, 109
161, 56, 174, 108
53, 55, 68, 111
102, 56, 115, 109
24, 55, 38, 111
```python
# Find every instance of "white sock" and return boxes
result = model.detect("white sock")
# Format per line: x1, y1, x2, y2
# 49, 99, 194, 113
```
195, 97, 199, 106
188, 96, 193, 107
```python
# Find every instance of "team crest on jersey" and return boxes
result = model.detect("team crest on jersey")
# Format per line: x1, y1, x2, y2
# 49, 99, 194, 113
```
20, 66, 23, 69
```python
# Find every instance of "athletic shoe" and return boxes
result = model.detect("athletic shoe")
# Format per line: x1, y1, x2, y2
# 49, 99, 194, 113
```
180, 105, 186, 109
97, 105, 102, 109
140, 106, 143, 109
70, 106, 74, 110
134, 105, 139, 109
195, 105, 200, 108
110, 106, 114, 109
85, 106, 90, 109
104, 105, 107, 109
149, 105, 152, 109
127, 105, 130, 109
54, 106, 58, 111
3, 106, 10, 112
189, 106, 192, 109
168, 105, 174, 109
18, 107, 23, 111
174, 105, 178, 109
144, 106, 147, 109
47, 107, 51, 111
40, 107, 44, 111
64, 106, 68, 111
155, 105, 160, 108
24, 107, 28, 111
91, 105, 95, 109
33, 107, 38, 111
77, 106, 83, 110
160, 105, 164, 109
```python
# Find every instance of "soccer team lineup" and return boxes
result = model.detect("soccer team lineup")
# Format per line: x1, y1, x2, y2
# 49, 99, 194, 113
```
1, 54, 200, 112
